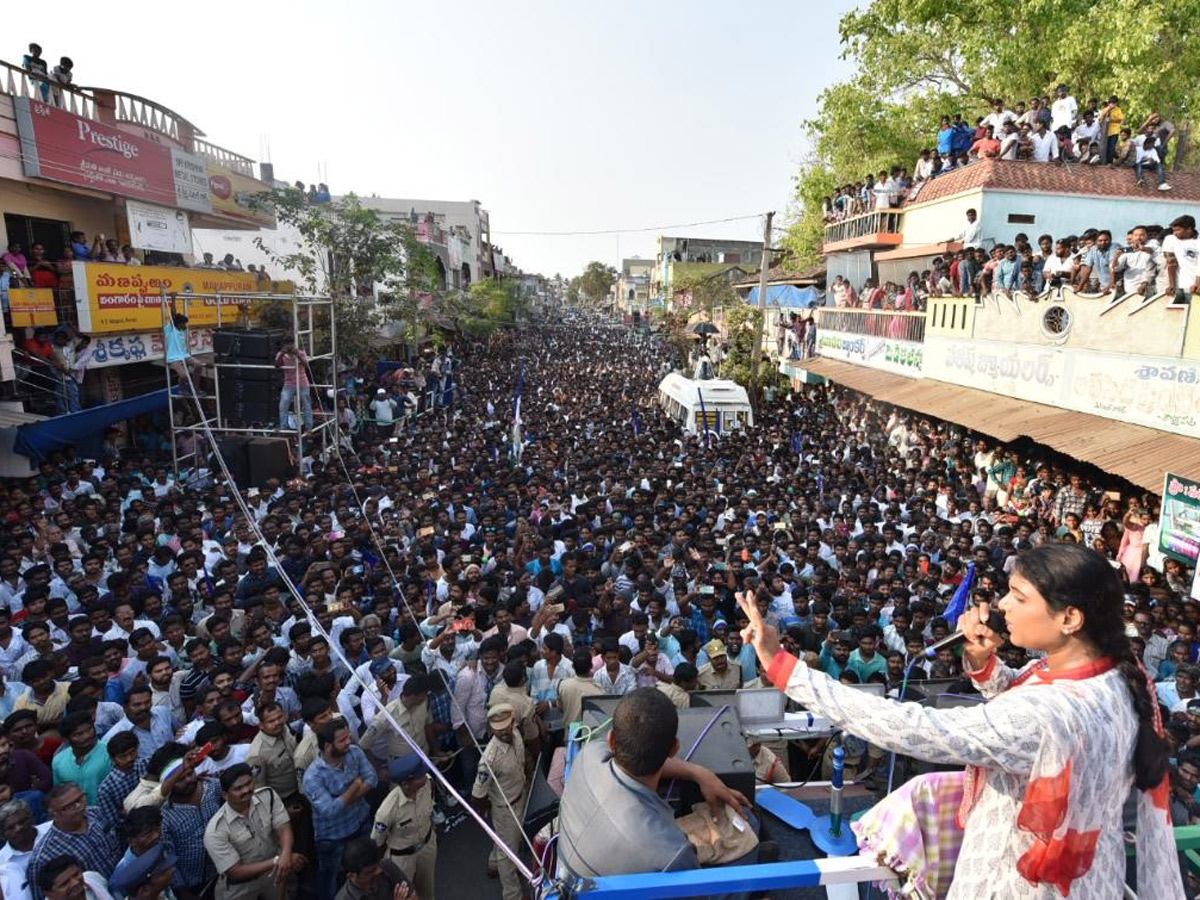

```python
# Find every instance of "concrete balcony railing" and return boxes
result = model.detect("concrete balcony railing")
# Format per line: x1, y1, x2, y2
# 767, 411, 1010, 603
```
822, 209, 904, 251
192, 137, 257, 178
1, 58, 204, 147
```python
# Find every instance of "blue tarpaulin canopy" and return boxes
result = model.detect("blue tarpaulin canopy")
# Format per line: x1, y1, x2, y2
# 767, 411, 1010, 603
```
14, 388, 171, 461
744, 284, 825, 308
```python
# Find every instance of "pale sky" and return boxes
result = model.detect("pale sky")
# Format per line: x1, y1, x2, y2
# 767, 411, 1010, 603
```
37, 0, 858, 278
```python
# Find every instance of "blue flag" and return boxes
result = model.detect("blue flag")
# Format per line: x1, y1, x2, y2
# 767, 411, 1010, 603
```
631, 406, 642, 437
943, 561, 977, 628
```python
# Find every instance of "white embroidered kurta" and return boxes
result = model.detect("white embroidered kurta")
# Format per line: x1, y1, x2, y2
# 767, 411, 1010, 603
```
766, 652, 1184, 899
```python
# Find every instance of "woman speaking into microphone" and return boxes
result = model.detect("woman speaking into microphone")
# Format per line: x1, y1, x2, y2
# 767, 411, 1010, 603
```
737, 543, 1183, 899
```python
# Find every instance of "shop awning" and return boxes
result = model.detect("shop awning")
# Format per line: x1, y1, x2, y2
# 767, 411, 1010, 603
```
795, 357, 1200, 492
13, 388, 170, 462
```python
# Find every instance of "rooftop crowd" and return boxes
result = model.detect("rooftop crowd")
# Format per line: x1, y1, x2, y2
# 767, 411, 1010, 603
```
0, 312, 1193, 900
823, 85, 1182, 224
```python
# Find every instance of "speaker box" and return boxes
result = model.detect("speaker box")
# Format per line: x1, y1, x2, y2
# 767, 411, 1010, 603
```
214, 436, 251, 485
522, 760, 559, 836
213, 328, 285, 361
217, 366, 283, 427
248, 438, 291, 487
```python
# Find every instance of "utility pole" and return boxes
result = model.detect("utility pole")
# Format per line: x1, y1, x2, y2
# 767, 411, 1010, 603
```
748, 210, 774, 411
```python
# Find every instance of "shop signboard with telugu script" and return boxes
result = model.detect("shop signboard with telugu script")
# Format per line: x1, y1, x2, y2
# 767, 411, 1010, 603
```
1160, 473, 1200, 566
86, 328, 214, 368
72, 261, 255, 333
14, 97, 211, 212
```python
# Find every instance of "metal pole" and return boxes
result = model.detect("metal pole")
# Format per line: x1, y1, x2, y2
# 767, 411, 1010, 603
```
329, 296, 340, 453
749, 211, 775, 410
292, 297, 303, 474
161, 290, 179, 480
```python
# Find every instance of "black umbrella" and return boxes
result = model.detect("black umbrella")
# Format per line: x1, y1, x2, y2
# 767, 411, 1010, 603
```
690, 322, 719, 335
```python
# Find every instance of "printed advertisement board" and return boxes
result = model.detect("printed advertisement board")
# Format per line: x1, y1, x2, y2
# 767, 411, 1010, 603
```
126, 201, 193, 254
1160, 473, 1200, 566
14, 97, 211, 212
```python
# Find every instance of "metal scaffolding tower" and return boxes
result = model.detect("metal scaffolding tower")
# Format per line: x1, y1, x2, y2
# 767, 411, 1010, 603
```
159, 289, 339, 480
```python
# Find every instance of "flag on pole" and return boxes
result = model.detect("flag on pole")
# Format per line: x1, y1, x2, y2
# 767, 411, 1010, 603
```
943, 561, 977, 629
697, 387, 711, 448
817, 473, 824, 502
511, 360, 525, 461
631, 406, 642, 437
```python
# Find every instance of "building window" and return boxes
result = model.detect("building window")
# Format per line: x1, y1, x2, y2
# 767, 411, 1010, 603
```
1007, 213, 1036, 224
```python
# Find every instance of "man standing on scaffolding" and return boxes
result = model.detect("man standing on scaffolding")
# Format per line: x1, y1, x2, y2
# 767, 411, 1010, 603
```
276, 342, 313, 431
164, 295, 205, 398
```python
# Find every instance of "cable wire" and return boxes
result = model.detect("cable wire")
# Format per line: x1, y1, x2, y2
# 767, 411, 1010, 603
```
253, 331, 543, 864
166, 318, 541, 887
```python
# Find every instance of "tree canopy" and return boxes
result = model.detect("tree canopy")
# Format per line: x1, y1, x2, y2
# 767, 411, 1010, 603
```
783, 0, 1200, 265
254, 188, 442, 358
578, 261, 617, 303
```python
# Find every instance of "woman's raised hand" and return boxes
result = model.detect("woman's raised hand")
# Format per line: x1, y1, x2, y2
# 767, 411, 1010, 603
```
735, 590, 781, 671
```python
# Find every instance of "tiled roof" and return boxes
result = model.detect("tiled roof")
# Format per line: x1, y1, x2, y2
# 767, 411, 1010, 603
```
733, 263, 826, 286
905, 158, 1200, 206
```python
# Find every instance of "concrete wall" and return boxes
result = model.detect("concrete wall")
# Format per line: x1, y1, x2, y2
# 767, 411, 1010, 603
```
0, 179, 122, 252
900, 191, 982, 246
979, 190, 1196, 247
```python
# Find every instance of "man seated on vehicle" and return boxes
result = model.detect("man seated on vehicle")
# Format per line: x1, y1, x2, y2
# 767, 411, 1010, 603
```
557, 687, 750, 878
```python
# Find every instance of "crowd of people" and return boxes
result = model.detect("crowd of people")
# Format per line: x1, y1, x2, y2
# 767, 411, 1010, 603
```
828, 210, 1200, 309
824, 85, 1181, 223
0, 311, 1192, 900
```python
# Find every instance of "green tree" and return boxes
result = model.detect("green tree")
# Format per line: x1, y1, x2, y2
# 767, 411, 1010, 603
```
253, 188, 439, 359
459, 279, 528, 334
578, 261, 617, 303
783, 0, 1200, 265
674, 267, 740, 321
719, 303, 766, 386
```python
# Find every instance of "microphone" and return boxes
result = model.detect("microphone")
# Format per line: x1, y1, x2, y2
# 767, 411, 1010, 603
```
923, 608, 1006, 659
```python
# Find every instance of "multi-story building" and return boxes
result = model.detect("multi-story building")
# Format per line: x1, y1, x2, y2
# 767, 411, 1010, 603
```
357, 198, 493, 288
616, 257, 653, 314
652, 235, 763, 307
788, 158, 1200, 497
0, 56, 279, 466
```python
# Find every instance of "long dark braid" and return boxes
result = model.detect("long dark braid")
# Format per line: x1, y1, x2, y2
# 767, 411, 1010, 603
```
1014, 543, 1168, 789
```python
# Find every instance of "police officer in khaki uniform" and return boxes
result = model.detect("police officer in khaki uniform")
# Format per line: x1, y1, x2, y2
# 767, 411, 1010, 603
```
697, 639, 742, 690
371, 755, 436, 900
246, 700, 299, 799
470, 703, 527, 900
361, 675, 431, 767
204, 762, 304, 900
488, 660, 541, 747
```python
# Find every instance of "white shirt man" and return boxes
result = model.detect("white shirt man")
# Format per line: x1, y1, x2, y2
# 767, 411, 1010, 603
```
1072, 117, 1100, 146
1043, 253, 1075, 283
958, 215, 981, 249
999, 127, 1021, 160
1163, 224, 1200, 294
370, 392, 397, 425
982, 108, 1016, 133
1050, 92, 1078, 133
1029, 128, 1059, 162
1114, 232, 1157, 295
